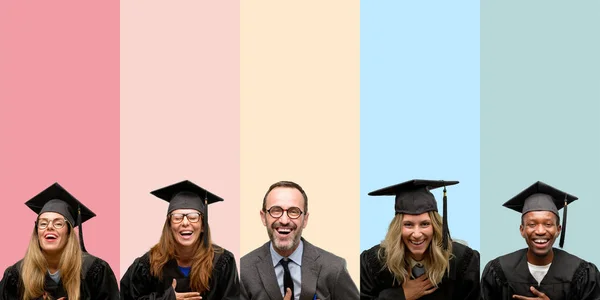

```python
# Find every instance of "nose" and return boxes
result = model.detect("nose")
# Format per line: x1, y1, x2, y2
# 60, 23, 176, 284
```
534, 224, 546, 235
278, 212, 290, 224
412, 228, 423, 239
181, 216, 191, 226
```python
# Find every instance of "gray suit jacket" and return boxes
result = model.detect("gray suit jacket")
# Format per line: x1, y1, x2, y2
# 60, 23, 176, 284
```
240, 239, 359, 300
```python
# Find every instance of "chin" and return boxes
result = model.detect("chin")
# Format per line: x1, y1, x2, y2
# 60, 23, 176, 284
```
274, 239, 295, 251
177, 239, 198, 247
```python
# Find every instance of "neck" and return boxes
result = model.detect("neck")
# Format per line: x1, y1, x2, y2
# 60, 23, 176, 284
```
176, 245, 197, 267
527, 249, 554, 266
44, 252, 62, 273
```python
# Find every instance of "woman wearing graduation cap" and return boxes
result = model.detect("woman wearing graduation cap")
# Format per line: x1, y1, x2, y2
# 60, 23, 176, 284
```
481, 181, 600, 300
120, 180, 239, 300
360, 180, 480, 300
0, 182, 120, 300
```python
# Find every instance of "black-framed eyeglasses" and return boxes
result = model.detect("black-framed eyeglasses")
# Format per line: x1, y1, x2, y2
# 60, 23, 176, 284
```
170, 213, 202, 224
265, 206, 304, 219
37, 218, 68, 230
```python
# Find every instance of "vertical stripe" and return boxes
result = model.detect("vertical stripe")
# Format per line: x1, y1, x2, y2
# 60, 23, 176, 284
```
360, 1, 481, 252
240, 0, 360, 283
120, 1, 240, 278
481, 1, 600, 267
0, 1, 120, 274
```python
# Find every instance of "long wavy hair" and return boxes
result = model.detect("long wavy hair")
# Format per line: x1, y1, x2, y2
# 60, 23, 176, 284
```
378, 211, 453, 287
20, 223, 82, 300
149, 217, 222, 293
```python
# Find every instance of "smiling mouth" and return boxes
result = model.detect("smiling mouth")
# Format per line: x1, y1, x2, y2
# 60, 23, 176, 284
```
533, 239, 549, 245
276, 228, 293, 236
45, 234, 58, 240
180, 231, 193, 237
410, 240, 425, 246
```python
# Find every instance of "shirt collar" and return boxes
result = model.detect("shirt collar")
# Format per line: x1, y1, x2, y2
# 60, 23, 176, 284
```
270, 240, 304, 267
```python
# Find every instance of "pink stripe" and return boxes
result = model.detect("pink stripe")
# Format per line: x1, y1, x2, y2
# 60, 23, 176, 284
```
0, 1, 120, 274
120, 1, 240, 279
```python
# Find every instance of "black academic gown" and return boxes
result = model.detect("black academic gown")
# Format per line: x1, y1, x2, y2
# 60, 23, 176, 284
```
120, 247, 239, 300
481, 248, 600, 300
0, 253, 119, 300
360, 241, 480, 300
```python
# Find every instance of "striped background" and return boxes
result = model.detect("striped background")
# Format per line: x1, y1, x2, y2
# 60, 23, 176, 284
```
2, 1, 599, 288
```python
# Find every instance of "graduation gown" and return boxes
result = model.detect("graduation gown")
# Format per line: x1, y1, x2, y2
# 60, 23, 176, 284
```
120, 247, 239, 300
360, 241, 480, 300
0, 253, 119, 300
481, 248, 600, 300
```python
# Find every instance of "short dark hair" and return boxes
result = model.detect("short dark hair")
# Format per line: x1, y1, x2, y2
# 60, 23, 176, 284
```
262, 181, 308, 213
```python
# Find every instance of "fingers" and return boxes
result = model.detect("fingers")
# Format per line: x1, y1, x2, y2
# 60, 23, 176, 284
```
283, 288, 292, 300
423, 286, 439, 295
172, 278, 177, 289
512, 295, 535, 300
176, 292, 202, 299
530, 286, 547, 298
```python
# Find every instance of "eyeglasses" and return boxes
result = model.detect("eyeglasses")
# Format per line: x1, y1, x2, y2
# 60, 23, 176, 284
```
37, 218, 68, 230
170, 213, 202, 224
266, 206, 304, 219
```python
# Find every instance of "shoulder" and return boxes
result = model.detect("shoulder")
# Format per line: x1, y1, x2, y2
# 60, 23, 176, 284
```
553, 248, 595, 281
241, 242, 269, 265
3, 260, 23, 274
360, 244, 382, 266
493, 248, 527, 267
82, 253, 110, 267
482, 248, 526, 282
122, 251, 153, 276
1, 260, 23, 285
553, 248, 586, 265
305, 240, 347, 267
212, 245, 236, 271
360, 244, 385, 275
450, 242, 479, 264
81, 253, 116, 280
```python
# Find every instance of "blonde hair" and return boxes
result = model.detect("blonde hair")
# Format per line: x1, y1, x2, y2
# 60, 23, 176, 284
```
21, 224, 82, 300
150, 218, 222, 293
378, 211, 452, 286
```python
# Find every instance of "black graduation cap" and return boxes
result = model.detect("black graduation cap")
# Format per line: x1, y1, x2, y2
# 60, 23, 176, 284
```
151, 180, 224, 247
25, 182, 96, 252
369, 179, 459, 250
503, 181, 578, 248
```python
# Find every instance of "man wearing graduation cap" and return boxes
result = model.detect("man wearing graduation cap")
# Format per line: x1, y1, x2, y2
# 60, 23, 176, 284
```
360, 179, 480, 300
481, 181, 600, 300
0, 182, 119, 300
120, 180, 239, 300
240, 180, 359, 300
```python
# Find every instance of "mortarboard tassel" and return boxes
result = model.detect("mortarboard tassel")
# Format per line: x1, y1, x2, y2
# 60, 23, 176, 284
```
442, 186, 449, 250
78, 206, 87, 252
203, 193, 209, 248
559, 195, 567, 248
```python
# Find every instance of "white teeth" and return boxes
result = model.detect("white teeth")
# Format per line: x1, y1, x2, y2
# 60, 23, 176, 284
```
180, 231, 193, 235
534, 239, 548, 244
278, 228, 291, 233
46, 234, 57, 239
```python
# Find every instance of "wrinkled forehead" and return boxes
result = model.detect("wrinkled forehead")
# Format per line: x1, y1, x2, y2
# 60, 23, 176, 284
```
266, 187, 305, 208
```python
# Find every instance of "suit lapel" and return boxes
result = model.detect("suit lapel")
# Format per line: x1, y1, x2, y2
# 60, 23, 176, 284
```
256, 242, 284, 300
300, 239, 322, 300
